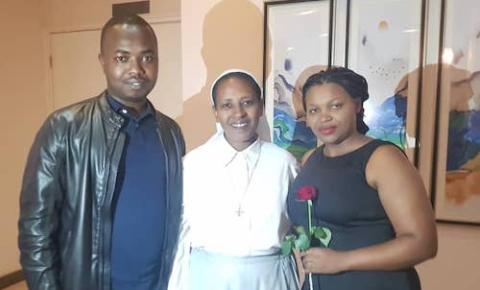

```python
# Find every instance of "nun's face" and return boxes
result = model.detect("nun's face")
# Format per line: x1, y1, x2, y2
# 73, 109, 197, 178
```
214, 77, 263, 151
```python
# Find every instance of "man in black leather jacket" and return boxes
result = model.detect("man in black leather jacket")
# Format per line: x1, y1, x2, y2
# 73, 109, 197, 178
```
18, 15, 185, 290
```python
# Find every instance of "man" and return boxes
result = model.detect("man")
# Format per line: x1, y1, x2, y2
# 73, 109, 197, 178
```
18, 14, 185, 290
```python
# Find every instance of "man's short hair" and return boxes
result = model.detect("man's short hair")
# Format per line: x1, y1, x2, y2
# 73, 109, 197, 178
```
100, 14, 157, 53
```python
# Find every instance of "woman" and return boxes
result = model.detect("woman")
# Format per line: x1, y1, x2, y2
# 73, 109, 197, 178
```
287, 67, 437, 290
169, 70, 299, 290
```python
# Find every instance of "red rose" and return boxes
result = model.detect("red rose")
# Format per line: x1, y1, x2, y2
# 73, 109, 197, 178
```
297, 186, 317, 201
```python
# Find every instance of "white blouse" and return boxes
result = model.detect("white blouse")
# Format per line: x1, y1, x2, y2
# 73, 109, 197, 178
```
168, 132, 298, 289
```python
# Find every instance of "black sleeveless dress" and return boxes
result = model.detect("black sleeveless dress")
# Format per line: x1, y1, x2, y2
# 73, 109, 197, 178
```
287, 140, 421, 290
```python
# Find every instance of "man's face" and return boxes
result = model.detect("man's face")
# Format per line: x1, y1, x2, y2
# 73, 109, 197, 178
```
99, 24, 158, 107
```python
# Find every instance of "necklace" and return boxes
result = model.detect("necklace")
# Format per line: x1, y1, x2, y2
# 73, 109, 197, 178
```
227, 143, 262, 217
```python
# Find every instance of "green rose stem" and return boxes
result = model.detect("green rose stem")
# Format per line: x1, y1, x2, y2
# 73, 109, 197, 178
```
307, 199, 314, 290
307, 200, 313, 235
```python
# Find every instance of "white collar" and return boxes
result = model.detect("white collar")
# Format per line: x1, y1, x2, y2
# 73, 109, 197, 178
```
209, 132, 262, 167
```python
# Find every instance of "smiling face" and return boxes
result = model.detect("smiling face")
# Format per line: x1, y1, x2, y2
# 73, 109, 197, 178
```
305, 82, 361, 146
214, 77, 263, 151
99, 23, 158, 111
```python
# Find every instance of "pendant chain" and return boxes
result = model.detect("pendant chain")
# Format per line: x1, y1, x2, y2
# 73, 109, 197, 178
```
228, 144, 262, 217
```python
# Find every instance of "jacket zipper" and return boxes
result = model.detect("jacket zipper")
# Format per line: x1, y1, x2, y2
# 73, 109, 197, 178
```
100, 126, 124, 290
156, 126, 170, 285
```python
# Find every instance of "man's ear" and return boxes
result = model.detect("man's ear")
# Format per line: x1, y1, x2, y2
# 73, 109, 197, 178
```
98, 53, 105, 69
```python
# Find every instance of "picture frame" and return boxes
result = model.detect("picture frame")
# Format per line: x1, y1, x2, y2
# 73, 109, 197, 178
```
345, 0, 426, 163
263, 0, 333, 160
432, 0, 480, 225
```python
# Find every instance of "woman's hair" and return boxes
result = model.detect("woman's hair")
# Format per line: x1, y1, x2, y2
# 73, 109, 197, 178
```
211, 71, 262, 107
302, 66, 370, 134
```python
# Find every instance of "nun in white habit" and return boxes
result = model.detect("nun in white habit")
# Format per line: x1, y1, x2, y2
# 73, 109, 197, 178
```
168, 69, 299, 290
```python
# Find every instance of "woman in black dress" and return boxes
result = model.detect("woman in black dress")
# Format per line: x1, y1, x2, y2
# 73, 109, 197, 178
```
287, 67, 437, 290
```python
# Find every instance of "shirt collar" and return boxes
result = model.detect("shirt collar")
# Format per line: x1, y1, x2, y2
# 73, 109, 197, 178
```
106, 94, 154, 122
210, 132, 262, 167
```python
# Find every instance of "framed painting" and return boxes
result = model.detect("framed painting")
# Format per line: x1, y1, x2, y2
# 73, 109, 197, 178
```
346, 0, 425, 162
433, 0, 480, 225
263, 0, 333, 160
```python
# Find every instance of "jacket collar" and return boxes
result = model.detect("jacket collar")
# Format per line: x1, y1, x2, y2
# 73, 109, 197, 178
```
98, 91, 124, 128
98, 90, 171, 131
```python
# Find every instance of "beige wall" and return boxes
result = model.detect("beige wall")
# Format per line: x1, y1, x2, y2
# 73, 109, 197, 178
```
45, 0, 180, 31
417, 224, 480, 289
0, 0, 180, 278
0, 0, 48, 276
179, 0, 264, 150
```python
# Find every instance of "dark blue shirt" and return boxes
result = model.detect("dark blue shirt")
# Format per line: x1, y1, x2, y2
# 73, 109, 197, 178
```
108, 96, 167, 290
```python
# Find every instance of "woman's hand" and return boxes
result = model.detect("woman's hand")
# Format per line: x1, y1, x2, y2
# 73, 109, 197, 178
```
301, 248, 347, 274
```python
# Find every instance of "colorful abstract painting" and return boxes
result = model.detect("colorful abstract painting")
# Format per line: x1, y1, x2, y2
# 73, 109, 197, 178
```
348, 0, 422, 152
264, 1, 330, 160
434, 0, 480, 224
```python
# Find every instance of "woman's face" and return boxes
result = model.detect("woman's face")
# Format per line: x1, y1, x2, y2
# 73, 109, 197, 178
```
304, 82, 360, 145
214, 77, 263, 151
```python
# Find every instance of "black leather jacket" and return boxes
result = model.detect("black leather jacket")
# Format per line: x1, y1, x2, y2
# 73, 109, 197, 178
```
18, 92, 185, 290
